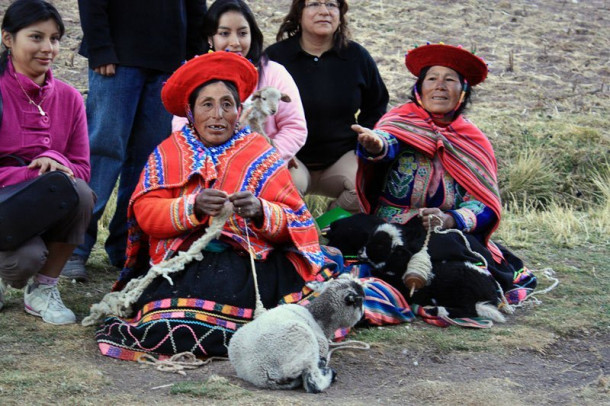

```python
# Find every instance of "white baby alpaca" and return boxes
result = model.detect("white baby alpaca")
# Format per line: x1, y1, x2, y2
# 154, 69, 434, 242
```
240, 86, 291, 145
228, 275, 365, 393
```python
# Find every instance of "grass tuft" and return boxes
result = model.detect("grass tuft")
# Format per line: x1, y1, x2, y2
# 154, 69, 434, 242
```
170, 375, 252, 399
502, 147, 558, 208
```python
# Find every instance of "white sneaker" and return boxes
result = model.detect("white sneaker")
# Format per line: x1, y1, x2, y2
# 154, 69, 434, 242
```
24, 283, 76, 325
0, 279, 5, 311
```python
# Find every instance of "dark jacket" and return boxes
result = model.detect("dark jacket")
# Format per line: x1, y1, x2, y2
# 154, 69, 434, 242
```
266, 35, 388, 169
78, 0, 206, 73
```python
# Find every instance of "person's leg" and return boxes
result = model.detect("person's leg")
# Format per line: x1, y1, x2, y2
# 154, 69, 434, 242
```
104, 70, 172, 267
308, 150, 361, 214
289, 157, 311, 196
0, 237, 47, 290
48, 180, 95, 278
70, 67, 146, 263
26, 180, 94, 323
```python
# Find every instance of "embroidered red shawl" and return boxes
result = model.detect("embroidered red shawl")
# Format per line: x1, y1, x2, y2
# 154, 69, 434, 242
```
357, 102, 503, 260
115, 128, 323, 290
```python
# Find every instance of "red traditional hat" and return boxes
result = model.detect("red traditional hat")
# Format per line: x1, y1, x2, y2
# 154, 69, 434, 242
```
405, 43, 488, 86
162, 51, 259, 117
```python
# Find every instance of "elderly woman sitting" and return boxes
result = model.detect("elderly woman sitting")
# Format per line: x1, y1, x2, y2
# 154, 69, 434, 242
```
93, 52, 327, 360
352, 44, 536, 318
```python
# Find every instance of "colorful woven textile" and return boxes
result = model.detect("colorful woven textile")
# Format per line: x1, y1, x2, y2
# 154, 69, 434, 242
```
97, 248, 335, 360
357, 102, 503, 263
115, 126, 323, 291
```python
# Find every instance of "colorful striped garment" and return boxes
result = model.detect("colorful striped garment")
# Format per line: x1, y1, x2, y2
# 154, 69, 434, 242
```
357, 102, 504, 263
96, 126, 331, 360
115, 126, 324, 290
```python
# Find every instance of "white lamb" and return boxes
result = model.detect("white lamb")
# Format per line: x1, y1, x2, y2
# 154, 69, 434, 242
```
240, 86, 291, 145
228, 275, 365, 393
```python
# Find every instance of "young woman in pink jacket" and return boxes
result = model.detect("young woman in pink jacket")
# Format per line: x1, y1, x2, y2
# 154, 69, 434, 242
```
172, 0, 307, 164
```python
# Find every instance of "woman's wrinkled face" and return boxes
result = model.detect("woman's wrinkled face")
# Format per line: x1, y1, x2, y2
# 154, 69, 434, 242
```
192, 82, 239, 147
1, 19, 60, 85
210, 11, 251, 57
420, 66, 463, 116
300, 1, 341, 39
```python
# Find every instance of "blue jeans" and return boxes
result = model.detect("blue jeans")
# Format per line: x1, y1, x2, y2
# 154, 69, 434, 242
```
74, 67, 171, 267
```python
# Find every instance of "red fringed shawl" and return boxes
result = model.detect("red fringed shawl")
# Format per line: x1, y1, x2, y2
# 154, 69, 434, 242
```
115, 127, 323, 290
357, 102, 503, 262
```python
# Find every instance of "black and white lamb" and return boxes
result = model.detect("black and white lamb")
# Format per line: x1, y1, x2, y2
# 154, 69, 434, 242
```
240, 86, 291, 145
228, 275, 365, 393
361, 220, 507, 323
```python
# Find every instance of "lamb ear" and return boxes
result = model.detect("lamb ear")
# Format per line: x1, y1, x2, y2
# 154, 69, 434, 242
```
280, 93, 291, 103
251, 91, 262, 100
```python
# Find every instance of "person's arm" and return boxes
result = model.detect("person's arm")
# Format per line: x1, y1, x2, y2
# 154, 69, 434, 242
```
448, 193, 497, 233
249, 198, 291, 243
78, 0, 118, 69
355, 128, 400, 162
133, 188, 203, 239
355, 46, 389, 129
262, 62, 307, 162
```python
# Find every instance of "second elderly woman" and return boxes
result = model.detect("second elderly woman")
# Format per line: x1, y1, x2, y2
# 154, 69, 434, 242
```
353, 44, 537, 308
92, 52, 328, 360
266, 0, 388, 213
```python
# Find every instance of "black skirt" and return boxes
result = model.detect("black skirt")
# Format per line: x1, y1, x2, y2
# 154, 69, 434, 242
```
95, 248, 306, 360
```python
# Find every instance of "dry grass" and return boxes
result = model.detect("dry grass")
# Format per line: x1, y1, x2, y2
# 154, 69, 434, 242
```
502, 148, 558, 207
1, 0, 609, 405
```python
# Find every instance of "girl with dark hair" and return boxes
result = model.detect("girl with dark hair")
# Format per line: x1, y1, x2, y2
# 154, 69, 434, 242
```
172, 0, 307, 164
265, 0, 389, 214
0, 0, 94, 324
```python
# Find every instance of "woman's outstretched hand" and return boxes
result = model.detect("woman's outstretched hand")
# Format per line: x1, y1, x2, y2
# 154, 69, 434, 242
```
419, 208, 456, 232
352, 124, 383, 155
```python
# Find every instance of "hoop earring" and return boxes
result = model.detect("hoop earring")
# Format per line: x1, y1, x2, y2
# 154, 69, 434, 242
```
7, 48, 11, 56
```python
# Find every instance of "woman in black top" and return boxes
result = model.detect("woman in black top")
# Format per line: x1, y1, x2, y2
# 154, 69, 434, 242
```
266, 0, 388, 214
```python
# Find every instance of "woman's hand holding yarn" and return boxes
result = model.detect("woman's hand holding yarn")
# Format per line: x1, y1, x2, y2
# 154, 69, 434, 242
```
195, 189, 229, 218
229, 191, 263, 220
419, 207, 456, 231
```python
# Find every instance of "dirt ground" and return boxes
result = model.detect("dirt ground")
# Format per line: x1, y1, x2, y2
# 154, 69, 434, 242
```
91, 328, 609, 405
1, 0, 608, 405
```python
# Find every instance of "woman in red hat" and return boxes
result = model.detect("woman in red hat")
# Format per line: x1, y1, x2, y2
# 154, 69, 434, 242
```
352, 44, 536, 316
92, 51, 328, 360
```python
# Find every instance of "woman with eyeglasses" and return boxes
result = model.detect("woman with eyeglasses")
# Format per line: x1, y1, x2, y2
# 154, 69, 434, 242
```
266, 0, 388, 214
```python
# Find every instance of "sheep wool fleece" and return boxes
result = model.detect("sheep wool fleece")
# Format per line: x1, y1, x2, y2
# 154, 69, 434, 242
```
229, 304, 328, 388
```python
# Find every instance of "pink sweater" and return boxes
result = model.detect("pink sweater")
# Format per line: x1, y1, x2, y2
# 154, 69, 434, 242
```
172, 60, 307, 162
0, 60, 90, 186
